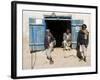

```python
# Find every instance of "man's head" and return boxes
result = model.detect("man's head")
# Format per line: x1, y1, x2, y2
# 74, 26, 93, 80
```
46, 29, 50, 35
82, 24, 87, 30
46, 29, 50, 32
66, 29, 70, 33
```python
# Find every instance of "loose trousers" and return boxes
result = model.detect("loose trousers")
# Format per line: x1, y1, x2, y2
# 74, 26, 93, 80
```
80, 45, 87, 57
45, 42, 54, 59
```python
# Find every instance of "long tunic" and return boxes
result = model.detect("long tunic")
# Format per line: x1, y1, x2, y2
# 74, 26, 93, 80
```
44, 33, 55, 49
77, 30, 89, 48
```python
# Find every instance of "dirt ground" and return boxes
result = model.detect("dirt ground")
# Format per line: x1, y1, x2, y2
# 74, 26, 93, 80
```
27, 48, 91, 69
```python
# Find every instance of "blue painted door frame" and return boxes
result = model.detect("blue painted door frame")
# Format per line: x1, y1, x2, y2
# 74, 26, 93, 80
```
29, 18, 46, 51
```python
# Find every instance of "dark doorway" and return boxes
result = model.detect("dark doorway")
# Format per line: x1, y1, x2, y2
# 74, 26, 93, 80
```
45, 20, 71, 47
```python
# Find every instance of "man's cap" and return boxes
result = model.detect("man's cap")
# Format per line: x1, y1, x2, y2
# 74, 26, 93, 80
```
82, 24, 87, 29
46, 29, 50, 32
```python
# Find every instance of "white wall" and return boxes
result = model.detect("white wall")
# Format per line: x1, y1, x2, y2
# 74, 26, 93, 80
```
0, 0, 99, 80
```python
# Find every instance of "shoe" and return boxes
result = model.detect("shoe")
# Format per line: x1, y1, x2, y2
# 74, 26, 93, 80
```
79, 58, 83, 62
47, 56, 50, 60
79, 59, 82, 62
50, 60, 54, 64
79, 56, 83, 62
49, 58, 54, 64
83, 56, 86, 62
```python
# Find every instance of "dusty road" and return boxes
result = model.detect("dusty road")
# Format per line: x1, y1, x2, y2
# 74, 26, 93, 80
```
29, 48, 91, 69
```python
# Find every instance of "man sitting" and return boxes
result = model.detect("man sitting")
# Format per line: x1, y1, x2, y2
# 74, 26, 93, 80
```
63, 29, 72, 50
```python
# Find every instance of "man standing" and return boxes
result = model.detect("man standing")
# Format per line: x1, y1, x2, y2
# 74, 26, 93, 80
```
44, 29, 56, 64
63, 29, 72, 50
77, 24, 89, 62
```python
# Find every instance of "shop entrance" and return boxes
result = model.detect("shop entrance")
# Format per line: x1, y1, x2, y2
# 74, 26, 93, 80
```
45, 19, 71, 47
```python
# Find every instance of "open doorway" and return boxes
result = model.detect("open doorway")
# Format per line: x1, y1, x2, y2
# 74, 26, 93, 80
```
45, 19, 71, 47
